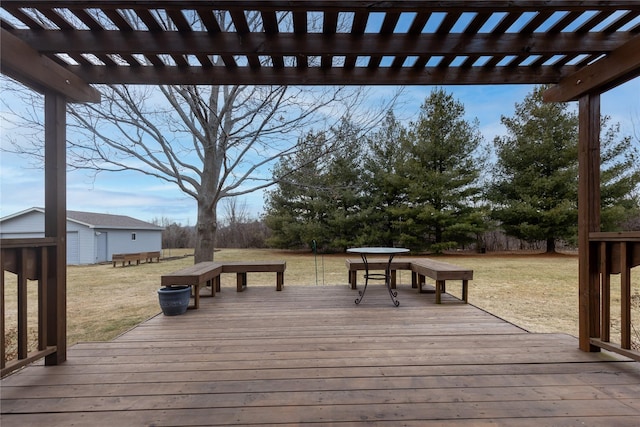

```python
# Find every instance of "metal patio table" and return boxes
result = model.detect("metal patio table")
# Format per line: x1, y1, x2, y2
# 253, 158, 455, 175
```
346, 247, 410, 307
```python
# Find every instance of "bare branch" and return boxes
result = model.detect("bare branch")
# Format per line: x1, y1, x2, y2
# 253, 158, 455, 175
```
1, 8, 400, 263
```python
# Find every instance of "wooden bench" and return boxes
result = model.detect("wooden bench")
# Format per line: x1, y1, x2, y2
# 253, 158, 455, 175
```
345, 259, 412, 289
410, 259, 473, 304
160, 262, 222, 309
112, 251, 161, 267
345, 258, 473, 304
219, 261, 286, 292
160, 260, 286, 309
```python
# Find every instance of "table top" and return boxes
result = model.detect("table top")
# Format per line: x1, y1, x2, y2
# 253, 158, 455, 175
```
347, 247, 410, 255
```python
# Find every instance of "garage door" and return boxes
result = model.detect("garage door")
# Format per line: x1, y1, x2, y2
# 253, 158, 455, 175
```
67, 231, 79, 265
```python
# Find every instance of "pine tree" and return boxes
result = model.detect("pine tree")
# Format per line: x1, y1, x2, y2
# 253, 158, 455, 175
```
264, 119, 366, 252
360, 110, 409, 247
489, 86, 640, 251
399, 88, 487, 252
489, 86, 579, 252
264, 131, 330, 249
599, 120, 640, 231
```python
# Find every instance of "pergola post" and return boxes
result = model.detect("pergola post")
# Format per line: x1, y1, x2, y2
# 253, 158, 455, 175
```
577, 93, 601, 352
44, 91, 67, 365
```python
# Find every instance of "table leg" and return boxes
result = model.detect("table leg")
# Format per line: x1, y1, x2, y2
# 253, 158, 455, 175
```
354, 253, 400, 306
385, 254, 400, 306
355, 253, 370, 304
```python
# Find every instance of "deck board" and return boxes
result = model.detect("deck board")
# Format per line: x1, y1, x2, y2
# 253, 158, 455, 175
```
2, 284, 640, 426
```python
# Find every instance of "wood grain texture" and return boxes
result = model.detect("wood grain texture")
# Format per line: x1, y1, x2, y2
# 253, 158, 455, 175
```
2, 285, 639, 426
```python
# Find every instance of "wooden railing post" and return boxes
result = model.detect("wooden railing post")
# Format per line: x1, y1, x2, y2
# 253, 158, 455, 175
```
0, 260, 4, 369
599, 241, 610, 343
620, 242, 631, 349
2, 239, 58, 377
588, 232, 640, 361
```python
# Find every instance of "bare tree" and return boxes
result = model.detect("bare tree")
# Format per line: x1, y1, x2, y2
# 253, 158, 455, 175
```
221, 198, 252, 227
2, 10, 396, 262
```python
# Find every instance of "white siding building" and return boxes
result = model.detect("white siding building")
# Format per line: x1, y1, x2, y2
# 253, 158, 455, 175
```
0, 207, 163, 265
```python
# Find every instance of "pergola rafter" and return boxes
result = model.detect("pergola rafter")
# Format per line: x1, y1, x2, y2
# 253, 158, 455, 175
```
1, 1, 639, 95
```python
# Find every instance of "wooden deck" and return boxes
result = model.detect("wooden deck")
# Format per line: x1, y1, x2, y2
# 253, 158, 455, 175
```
2, 284, 640, 426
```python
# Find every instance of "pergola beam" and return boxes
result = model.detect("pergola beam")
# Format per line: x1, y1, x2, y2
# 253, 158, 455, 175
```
10, 0, 638, 13
70, 64, 572, 86
544, 35, 640, 102
10, 30, 629, 58
0, 29, 100, 103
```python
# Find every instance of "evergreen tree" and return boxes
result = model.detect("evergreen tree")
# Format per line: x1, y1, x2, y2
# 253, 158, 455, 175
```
264, 131, 330, 249
264, 119, 366, 252
489, 86, 579, 252
599, 120, 640, 231
489, 86, 640, 251
322, 119, 366, 251
360, 110, 409, 246
399, 88, 487, 252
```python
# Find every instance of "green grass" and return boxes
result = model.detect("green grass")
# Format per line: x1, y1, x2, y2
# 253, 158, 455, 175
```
3, 248, 639, 362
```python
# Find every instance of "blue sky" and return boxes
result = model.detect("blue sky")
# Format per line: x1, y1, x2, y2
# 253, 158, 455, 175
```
1, 78, 638, 226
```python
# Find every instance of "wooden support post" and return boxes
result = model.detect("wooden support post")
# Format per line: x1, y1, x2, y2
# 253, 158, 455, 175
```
44, 91, 67, 366
577, 93, 601, 352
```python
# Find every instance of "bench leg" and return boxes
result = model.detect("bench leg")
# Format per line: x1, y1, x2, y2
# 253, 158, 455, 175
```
412, 272, 418, 288
277, 271, 284, 291
418, 274, 428, 293
206, 278, 216, 297
462, 279, 468, 303
349, 271, 357, 289
237, 272, 247, 292
435, 280, 445, 304
417, 275, 438, 295
390, 270, 397, 289
192, 284, 200, 309
214, 276, 221, 293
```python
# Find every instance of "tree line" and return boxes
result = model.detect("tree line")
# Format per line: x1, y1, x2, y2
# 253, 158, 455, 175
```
263, 86, 640, 253
154, 199, 271, 250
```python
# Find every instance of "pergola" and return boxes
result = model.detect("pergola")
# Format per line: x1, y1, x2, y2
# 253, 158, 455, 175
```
1, 1, 640, 376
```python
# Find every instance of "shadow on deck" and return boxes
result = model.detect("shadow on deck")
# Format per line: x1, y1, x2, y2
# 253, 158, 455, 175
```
2, 284, 640, 426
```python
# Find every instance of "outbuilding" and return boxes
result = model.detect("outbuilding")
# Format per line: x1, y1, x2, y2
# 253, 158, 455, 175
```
0, 207, 163, 265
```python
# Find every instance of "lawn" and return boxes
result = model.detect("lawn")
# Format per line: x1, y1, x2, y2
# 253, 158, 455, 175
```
3, 248, 639, 361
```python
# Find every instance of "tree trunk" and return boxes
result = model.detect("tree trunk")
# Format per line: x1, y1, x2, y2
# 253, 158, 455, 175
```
194, 201, 217, 263
546, 237, 556, 253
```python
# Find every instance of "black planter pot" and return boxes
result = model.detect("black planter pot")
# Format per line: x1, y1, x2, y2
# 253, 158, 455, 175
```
158, 286, 191, 316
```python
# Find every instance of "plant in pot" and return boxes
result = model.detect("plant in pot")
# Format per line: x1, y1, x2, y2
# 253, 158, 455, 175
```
157, 286, 191, 316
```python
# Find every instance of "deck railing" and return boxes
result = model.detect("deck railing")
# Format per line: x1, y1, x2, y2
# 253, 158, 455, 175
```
589, 232, 640, 361
1, 238, 59, 377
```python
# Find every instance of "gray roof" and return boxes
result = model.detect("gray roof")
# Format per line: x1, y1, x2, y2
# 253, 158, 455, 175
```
67, 210, 163, 230
1, 207, 163, 231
